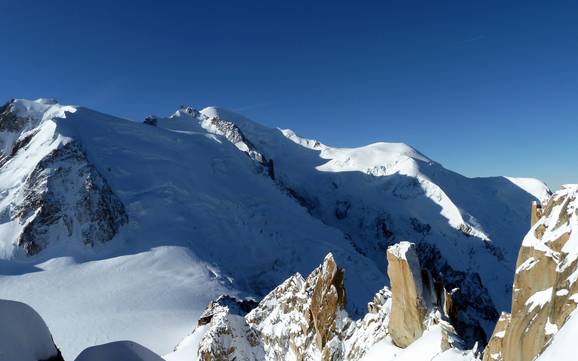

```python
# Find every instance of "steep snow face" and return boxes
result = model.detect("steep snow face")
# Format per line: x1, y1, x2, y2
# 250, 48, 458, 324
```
0, 99, 126, 257
195, 107, 549, 314
0, 299, 63, 361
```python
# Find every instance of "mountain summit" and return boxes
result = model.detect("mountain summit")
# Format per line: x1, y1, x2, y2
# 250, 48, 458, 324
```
0, 99, 549, 359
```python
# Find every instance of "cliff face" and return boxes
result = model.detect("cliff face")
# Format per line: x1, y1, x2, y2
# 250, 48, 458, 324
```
484, 185, 578, 361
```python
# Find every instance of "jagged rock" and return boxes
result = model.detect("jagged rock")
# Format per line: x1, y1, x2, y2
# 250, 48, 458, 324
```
387, 241, 428, 348
12, 141, 128, 255
198, 295, 258, 326
416, 243, 498, 348
197, 296, 263, 361
0, 99, 29, 134
191, 254, 390, 361
185, 250, 477, 361
246, 254, 348, 361
483, 185, 578, 361
307, 253, 347, 350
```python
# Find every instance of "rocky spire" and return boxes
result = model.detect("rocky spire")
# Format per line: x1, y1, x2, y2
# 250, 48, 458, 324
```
386, 241, 429, 347
483, 185, 578, 361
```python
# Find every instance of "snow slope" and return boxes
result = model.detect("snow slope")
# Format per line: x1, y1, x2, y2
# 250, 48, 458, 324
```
360, 326, 476, 361
199, 107, 549, 313
0, 99, 549, 359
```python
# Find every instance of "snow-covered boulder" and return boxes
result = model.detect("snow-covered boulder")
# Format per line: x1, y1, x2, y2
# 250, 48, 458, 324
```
0, 299, 64, 361
483, 185, 578, 361
74, 341, 164, 361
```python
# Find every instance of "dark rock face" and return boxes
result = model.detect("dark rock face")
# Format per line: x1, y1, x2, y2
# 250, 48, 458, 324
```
205, 115, 276, 179
143, 115, 158, 126
416, 242, 499, 348
0, 100, 29, 133
198, 295, 259, 326
12, 141, 128, 255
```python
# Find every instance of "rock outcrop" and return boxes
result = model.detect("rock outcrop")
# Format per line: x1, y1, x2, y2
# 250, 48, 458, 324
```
483, 185, 578, 361
182, 248, 481, 361
387, 241, 428, 347
12, 141, 128, 255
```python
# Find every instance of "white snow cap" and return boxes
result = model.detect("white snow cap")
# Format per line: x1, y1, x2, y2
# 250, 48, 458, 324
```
387, 241, 416, 260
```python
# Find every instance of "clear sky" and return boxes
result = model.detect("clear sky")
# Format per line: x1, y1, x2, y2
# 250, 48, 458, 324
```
1, 0, 577, 189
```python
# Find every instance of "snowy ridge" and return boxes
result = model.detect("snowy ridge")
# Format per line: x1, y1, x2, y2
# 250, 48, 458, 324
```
194, 108, 549, 314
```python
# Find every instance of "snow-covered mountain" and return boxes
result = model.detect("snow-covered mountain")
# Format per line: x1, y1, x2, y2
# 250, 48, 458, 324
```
0, 99, 550, 359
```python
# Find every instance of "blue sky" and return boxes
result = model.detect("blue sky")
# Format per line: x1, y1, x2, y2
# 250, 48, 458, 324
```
1, 0, 576, 189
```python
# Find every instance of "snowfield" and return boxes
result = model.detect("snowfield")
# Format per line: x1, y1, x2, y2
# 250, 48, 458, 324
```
0, 99, 550, 359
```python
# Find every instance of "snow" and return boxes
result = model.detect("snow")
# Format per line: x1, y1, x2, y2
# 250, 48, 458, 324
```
525, 288, 553, 312
359, 325, 476, 361
536, 311, 578, 361
0, 247, 232, 360
544, 320, 558, 335
74, 341, 164, 361
0, 299, 60, 361
163, 325, 208, 361
0, 100, 385, 359
506, 177, 551, 202
387, 241, 414, 260
200, 107, 547, 313
0, 99, 550, 359
555, 289, 569, 296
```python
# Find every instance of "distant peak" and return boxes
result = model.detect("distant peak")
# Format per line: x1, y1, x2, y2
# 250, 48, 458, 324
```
171, 105, 200, 118
34, 98, 59, 105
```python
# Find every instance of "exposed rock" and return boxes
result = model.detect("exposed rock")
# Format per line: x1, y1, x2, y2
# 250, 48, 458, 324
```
387, 241, 428, 347
417, 242, 498, 348
246, 254, 348, 361
188, 249, 476, 361
12, 141, 128, 255
483, 185, 578, 361
143, 115, 158, 126
197, 296, 264, 361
